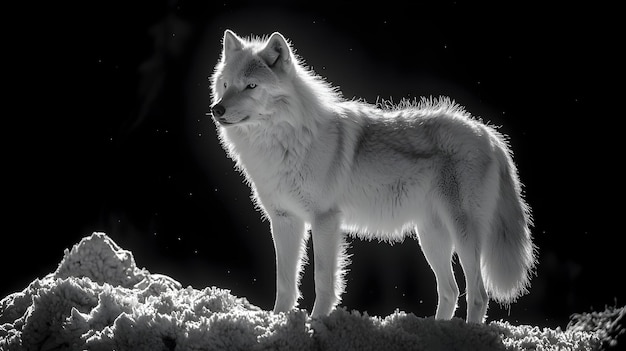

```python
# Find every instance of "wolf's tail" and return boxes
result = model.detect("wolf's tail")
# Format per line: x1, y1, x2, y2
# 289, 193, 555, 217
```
481, 141, 537, 304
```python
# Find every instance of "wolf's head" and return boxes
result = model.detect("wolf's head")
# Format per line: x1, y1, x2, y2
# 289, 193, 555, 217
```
210, 30, 295, 127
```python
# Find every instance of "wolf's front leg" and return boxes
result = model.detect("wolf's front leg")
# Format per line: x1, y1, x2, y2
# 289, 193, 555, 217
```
270, 212, 307, 314
310, 209, 346, 318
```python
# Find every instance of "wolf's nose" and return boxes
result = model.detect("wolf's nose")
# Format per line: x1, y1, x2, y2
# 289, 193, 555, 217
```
211, 104, 225, 118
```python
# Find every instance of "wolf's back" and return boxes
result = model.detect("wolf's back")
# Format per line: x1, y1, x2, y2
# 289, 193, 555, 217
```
480, 137, 536, 304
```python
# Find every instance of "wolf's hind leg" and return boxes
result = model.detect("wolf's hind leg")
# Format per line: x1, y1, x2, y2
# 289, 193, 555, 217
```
456, 233, 489, 323
270, 212, 307, 314
416, 217, 459, 320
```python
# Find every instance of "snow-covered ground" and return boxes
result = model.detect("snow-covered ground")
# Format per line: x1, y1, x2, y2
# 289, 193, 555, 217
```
0, 233, 612, 350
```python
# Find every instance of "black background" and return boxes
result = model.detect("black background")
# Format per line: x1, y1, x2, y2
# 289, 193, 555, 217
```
4, 1, 623, 328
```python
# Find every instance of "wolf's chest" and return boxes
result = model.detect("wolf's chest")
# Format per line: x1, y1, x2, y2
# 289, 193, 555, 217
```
248, 159, 320, 217
232, 134, 304, 184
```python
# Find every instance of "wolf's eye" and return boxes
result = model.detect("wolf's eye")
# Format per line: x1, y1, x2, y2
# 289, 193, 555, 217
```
246, 83, 257, 90
223, 82, 227, 88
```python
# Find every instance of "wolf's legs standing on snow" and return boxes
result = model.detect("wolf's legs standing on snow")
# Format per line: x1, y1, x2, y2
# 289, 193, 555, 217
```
456, 234, 489, 323
310, 209, 345, 318
270, 213, 306, 314
417, 217, 459, 320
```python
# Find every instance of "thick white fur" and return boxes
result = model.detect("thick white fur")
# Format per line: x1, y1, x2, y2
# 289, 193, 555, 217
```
209, 30, 537, 323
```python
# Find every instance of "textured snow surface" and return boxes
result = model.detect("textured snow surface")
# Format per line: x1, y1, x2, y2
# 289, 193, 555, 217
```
1, 233, 600, 350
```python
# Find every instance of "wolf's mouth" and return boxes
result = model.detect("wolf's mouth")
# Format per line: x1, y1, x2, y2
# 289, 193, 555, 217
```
219, 115, 250, 126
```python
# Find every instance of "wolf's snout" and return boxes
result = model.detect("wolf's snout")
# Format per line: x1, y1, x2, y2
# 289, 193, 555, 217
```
211, 104, 226, 118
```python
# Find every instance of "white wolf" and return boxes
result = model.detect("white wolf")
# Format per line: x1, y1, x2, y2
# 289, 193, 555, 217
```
209, 30, 536, 323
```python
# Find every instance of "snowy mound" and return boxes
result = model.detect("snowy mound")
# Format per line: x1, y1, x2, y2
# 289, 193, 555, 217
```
0, 233, 602, 350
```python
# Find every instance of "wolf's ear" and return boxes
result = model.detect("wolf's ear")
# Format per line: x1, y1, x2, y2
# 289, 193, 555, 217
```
259, 32, 293, 72
222, 30, 244, 60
